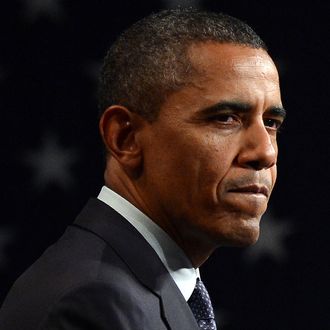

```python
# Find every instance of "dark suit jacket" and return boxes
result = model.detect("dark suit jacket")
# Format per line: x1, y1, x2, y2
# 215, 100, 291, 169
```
0, 198, 199, 329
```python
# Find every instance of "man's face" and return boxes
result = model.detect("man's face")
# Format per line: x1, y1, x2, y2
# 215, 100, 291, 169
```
138, 42, 285, 255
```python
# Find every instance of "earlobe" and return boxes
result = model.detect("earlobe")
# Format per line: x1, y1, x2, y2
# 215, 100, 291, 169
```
99, 105, 143, 170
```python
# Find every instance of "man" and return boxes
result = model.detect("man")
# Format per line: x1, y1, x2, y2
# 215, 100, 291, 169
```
0, 8, 285, 330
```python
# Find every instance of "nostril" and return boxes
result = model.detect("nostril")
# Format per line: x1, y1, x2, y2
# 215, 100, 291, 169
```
245, 160, 264, 171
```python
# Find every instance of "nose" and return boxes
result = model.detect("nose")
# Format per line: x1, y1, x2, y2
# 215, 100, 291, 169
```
236, 121, 277, 170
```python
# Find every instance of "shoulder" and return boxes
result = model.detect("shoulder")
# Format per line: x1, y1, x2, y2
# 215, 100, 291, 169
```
0, 200, 172, 330
0, 247, 164, 330
38, 279, 165, 330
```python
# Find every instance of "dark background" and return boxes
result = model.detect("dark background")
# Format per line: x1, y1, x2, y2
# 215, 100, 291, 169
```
1, 1, 329, 329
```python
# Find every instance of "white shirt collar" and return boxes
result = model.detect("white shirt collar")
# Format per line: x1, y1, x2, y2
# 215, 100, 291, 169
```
97, 186, 199, 301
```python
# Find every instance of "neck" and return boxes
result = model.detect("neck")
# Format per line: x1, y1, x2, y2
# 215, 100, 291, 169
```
105, 161, 216, 268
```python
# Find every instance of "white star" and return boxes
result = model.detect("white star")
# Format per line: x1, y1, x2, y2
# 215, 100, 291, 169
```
21, 0, 64, 21
163, 0, 202, 9
25, 133, 78, 190
243, 210, 293, 263
0, 227, 14, 269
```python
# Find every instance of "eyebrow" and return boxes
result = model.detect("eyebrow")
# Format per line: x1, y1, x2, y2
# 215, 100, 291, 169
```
198, 100, 287, 119
266, 106, 287, 119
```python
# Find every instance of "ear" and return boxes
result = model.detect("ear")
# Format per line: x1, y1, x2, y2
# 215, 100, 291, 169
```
99, 105, 143, 171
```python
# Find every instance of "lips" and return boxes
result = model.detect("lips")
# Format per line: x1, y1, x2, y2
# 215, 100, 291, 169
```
228, 184, 269, 197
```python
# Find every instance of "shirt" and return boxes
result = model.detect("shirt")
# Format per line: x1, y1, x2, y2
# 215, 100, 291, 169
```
97, 185, 199, 301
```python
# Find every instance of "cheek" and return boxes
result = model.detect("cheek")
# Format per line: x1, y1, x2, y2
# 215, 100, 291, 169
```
270, 165, 277, 187
147, 128, 237, 200
190, 137, 237, 203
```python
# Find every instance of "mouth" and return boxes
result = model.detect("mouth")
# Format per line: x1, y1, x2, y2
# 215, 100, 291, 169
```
228, 184, 269, 198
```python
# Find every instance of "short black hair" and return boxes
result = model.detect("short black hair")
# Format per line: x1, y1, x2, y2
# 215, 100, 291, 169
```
98, 8, 267, 121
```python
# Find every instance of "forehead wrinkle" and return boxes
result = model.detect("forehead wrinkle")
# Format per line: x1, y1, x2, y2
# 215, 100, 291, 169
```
230, 55, 279, 82
187, 46, 279, 87
173, 43, 282, 110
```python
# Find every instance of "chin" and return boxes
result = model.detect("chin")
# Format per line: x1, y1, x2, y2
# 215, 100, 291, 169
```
231, 227, 260, 247
214, 216, 261, 247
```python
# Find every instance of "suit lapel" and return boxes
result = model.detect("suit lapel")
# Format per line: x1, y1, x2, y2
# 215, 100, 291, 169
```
73, 198, 199, 330
158, 274, 200, 329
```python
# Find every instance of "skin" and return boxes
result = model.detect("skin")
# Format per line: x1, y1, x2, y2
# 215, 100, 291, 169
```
100, 42, 285, 268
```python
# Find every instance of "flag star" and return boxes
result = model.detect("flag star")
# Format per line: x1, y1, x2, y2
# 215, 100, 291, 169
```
25, 133, 78, 190
0, 227, 15, 269
21, 0, 64, 21
243, 210, 293, 263
163, 0, 202, 9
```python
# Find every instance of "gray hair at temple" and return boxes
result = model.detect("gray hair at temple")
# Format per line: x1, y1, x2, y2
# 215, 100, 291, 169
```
98, 8, 267, 121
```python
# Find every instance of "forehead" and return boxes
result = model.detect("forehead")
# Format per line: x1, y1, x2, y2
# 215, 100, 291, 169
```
158, 42, 282, 121
187, 42, 279, 86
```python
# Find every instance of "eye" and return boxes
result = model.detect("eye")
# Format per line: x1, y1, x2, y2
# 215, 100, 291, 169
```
264, 118, 283, 130
211, 114, 237, 123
